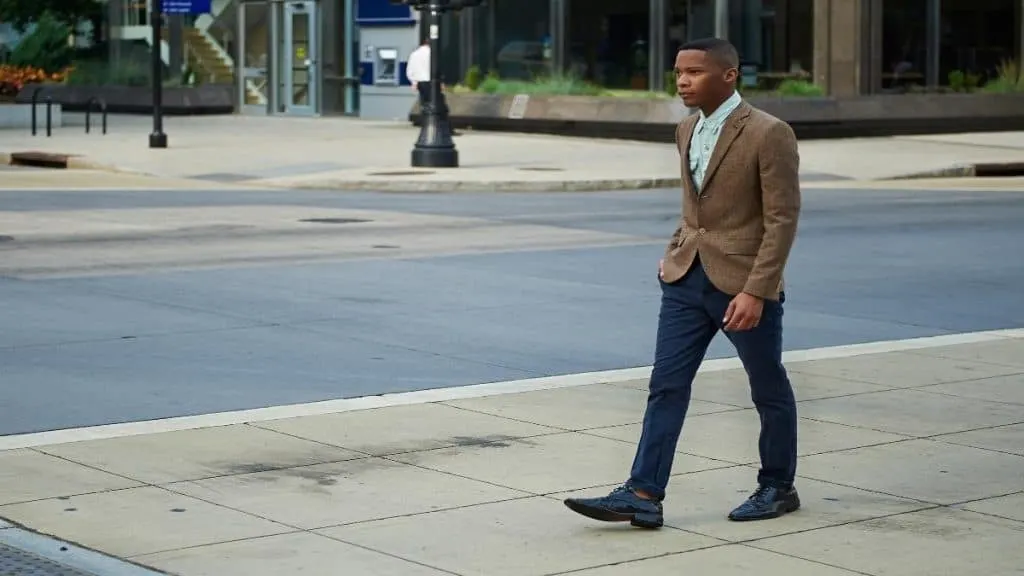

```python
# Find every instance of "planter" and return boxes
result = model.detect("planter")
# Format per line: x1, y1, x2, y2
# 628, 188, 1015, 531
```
15, 83, 235, 115
410, 92, 1024, 141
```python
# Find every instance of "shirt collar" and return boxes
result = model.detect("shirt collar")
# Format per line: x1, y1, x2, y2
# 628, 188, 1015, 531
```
696, 90, 742, 131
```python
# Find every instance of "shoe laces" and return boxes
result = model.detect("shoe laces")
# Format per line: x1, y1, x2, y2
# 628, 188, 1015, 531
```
749, 484, 774, 502
611, 484, 634, 497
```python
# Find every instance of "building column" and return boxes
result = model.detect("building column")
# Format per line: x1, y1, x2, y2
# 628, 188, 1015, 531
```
813, 0, 870, 96
550, 0, 568, 75
458, 5, 475, 73
649, 0, 667, 91
773, 0, 789, 71
925, 0, 941, 87
1019, 0, 1024, 64
715, 0, 729, 38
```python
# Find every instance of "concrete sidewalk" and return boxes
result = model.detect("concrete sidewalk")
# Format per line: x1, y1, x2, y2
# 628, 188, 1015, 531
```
1, 330, 1022, 575
2, 115, 1023, 192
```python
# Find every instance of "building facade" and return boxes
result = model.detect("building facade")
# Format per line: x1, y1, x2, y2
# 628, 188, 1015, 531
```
440, 0, 1024, 97
91, 0, 420, 119
8, 0, 1021, 119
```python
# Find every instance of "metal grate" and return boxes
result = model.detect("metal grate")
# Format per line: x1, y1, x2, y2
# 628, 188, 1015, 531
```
299, 218, 371, 224
0, 542, 98, 576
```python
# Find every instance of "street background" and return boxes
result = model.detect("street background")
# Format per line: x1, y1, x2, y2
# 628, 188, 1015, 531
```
0, 117, 1022, 575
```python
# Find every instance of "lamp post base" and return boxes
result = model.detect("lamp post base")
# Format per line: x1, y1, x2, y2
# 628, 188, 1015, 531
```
412, 146, 458, 168
149, 132, 168, 149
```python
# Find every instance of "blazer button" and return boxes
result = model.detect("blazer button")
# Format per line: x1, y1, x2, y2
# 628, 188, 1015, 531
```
698, 227, 706, 234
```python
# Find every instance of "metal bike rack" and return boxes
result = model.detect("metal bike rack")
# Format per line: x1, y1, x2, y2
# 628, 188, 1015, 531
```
29, 87, 53, 137
85, 96, 108, 135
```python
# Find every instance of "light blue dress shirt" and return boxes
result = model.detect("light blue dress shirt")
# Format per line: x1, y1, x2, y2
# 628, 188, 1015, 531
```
688, 90, 743, 194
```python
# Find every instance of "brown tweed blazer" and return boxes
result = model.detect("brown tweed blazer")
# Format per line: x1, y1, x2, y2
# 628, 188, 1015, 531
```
661, 100, 801, 301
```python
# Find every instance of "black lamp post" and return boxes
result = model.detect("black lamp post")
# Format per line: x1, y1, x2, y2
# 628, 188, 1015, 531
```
401, 0, 484, 168
150, 0, 168, 148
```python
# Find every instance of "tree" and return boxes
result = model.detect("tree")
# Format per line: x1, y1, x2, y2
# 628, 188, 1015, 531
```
0, 0, 101, 30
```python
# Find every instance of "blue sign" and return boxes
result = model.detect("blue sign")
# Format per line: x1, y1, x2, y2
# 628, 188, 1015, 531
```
356, 0, 416, 27
162, 0, 212, 14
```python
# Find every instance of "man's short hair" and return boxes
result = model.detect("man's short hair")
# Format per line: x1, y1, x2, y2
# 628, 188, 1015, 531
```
679, 38, 740, 70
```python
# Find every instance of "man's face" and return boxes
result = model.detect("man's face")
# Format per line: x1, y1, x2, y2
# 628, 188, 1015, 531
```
675, 49, 736, 108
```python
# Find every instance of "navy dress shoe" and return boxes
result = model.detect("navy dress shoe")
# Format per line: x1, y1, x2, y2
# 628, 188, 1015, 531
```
728, 485, 801, 521
563, 485, 664, 528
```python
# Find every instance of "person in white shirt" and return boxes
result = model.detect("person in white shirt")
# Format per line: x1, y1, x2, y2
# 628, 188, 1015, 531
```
406, 39, 456, 134
406, 40, 432, 105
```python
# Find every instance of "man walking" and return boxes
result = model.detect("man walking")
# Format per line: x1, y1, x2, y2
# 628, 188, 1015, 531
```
564, 37, 802, 529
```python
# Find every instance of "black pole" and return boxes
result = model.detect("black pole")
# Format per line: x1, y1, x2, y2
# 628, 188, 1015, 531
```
149, 1, 168, 148
411, 0, 458, 168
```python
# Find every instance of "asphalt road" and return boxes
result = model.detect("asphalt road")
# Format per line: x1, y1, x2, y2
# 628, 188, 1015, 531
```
2, 185, 1024, 435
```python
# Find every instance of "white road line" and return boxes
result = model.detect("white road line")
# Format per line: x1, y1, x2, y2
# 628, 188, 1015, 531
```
1, 328, 1020, 451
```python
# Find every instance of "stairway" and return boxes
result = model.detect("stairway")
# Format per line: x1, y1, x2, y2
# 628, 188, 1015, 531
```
182, 27, 264, 105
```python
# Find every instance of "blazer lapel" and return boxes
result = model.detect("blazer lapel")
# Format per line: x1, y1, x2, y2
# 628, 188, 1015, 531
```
700, 103, 751, 195
678, 116, 698, 199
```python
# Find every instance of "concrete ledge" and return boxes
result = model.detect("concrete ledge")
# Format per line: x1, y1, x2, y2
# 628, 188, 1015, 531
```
15, 84, 235, 115
3, 151, 121, 171
411, 92, 1024, 141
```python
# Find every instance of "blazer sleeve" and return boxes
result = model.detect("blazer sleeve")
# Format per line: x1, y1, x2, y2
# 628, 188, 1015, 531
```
742, 120, 801, 299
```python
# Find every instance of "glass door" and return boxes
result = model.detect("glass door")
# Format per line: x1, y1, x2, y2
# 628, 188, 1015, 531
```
283, 1, 319, 115
238, 0, 272, 114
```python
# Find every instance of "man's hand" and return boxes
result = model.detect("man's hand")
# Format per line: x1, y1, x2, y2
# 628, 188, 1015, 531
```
723, 292, 764, 332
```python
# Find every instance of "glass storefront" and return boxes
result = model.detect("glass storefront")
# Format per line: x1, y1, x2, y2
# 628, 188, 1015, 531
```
567, 0, 650, 89
454, 0, 814, 91
882, 0, 1022, 91
727, 0, 813, 86
464, 0, 551, 81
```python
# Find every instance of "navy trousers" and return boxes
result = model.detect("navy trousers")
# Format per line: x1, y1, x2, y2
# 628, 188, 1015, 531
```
627, 258, 798, 500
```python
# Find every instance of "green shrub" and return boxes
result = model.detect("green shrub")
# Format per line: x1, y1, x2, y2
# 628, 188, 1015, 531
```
463, 65, 482, 90
474, 73, 603, 96
663, 70, 677, 96
981, 60, 1024, 93
66, 59, 150, 86
775, 79, 825, 97
9, 12, 73, 74
947, 69, 979, 92
948, 69, 965, 91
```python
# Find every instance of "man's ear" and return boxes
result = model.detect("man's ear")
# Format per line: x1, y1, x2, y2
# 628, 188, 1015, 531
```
724, 67, 739, 84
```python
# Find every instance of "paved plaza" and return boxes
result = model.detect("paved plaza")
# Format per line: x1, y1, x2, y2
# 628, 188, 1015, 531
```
3, 115, 1024, 190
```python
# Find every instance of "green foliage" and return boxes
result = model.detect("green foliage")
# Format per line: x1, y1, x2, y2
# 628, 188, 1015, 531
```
775, 79, 825, 97
477, 72, 603, 96
980, 60, 1024, 93
478, 69, 501, 93
8, 11, 73, 73
663, 70, 677, 96
0, 0, 101, 30
463, 65, 482, 91
65, 59, 150, 86
948, 69, 965, 91
948, 69, 981, 92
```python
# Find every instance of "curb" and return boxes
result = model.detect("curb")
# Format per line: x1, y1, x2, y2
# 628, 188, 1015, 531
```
2, 151, 134, 174
891, 161, 1024, 180
261, 177, 685, 193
